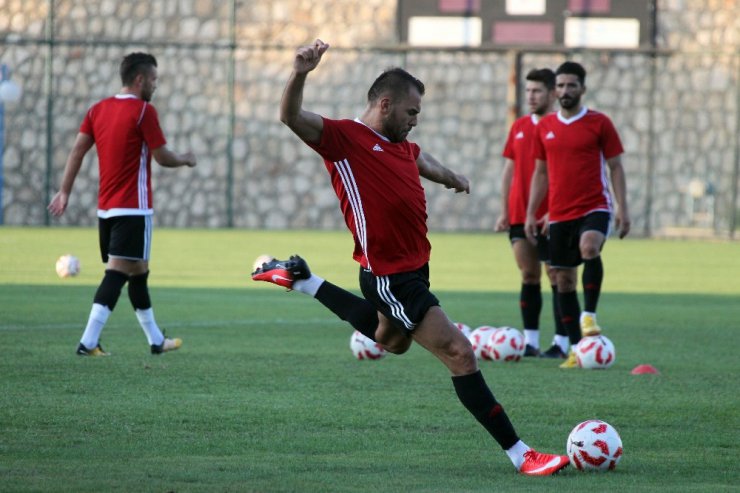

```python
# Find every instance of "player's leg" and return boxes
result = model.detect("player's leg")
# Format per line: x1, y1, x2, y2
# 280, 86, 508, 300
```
549, 219, 582, 367
540, 263, 568, 358
510, 226, 542, 356
77, 217, 127, 356
578, 212, 610, 336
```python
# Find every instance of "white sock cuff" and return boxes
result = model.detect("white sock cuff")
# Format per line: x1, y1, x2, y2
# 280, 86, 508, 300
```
505, 440, 530, 470
293, 274, 324, 297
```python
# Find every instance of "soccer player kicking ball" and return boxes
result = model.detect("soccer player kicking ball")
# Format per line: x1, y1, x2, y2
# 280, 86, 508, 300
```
253, 39, 569, 476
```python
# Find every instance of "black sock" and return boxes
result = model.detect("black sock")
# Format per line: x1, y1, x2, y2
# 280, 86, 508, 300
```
452, 370, 519, 450
520, 283, 542, 330
315, 281, 379, 341
551, 285, 567, 336
128, 271, 152, 310
558, 290, 582, 345
93, 269, 129, 311
582, 257, 603, 313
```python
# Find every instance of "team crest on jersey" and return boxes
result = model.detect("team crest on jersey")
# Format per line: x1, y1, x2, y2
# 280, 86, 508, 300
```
546, 131, 555, 140
515, 131, 524, 139
372, 143, 384, 152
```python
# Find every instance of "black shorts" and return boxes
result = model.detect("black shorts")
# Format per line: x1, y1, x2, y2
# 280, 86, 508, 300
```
509, 224, 550, 262
548, 211, 610, 268
98, 215, 152, 263
359, 264, 440, 333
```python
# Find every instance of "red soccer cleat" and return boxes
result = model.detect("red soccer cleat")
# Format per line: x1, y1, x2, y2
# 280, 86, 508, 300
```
251, 255, 311, 290
519, 449, 570, 476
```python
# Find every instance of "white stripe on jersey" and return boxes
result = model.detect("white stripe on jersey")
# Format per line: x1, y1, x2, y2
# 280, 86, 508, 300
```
598, 152, 613, 213
139, 143, 149, 209
376, 275, 414, 330
137, 102, 148, 125
333, 159, 371, 271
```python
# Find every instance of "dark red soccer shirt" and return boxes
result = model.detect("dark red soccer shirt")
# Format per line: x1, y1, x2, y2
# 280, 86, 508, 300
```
309, 118, 430, 276
80, 94, 166, 217
502, 114, 549, 225
533, 108, 624, 222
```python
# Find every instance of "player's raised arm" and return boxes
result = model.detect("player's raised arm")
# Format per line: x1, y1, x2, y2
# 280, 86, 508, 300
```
47, 132, 94, 217
524, 158, 548, 244
279, 39, 329, 145
416, 151, 470, 193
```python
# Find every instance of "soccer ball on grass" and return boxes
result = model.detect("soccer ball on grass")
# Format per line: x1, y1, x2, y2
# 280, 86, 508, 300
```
469, 325, 499, 360
575, 335, 616, 369
349, 331, 386, 360
485, 326, 525, 362
567, 419, 623, 471
55, 254, 80, 278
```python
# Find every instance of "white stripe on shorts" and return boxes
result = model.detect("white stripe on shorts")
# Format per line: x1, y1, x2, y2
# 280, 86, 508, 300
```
376, 275, 415, 330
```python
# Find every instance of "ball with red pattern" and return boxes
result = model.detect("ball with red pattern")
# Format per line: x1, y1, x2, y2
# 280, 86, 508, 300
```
575, 335, 616, 369
469, 326, 499, 360
453, 322, 472, 339
349, 331, 386, 360
567, 419, 623, 471
485, 326, 525, 362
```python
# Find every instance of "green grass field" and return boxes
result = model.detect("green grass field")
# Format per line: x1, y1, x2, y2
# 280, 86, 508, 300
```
1, 227, 738, 492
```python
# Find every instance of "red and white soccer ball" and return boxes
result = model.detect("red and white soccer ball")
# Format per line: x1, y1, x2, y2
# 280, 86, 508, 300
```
453, 322, 471, 339
575, 335, 616, 369
55, 254, 80, 278
469, 325, 499, 360
349, 331, 386, 360
567, 419, 623, 471
485, 326, 525, 362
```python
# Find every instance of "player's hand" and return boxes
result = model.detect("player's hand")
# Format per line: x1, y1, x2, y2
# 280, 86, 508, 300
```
539, 215, 550, 236
47, 191, 69, 217
524, 216, 538, 245
294, 39, 330, 74
181, 151, 196, 168
446, 173, 470, 194
616, 211, 631, 238
494, 214, 509, 232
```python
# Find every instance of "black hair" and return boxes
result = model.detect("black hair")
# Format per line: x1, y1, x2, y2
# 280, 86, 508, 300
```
526, 68, 556, 90
555, 61, 586, 86
367, 67, 425, 103
120, 52, 157, 86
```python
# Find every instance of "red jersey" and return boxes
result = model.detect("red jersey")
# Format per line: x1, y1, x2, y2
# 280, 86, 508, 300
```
502, 114, 548, 224
80, 94, 167, 218
533, 108, 623, 222
309, 118, 430, 276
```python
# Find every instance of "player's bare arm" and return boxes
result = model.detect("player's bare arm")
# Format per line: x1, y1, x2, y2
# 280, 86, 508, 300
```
606, 155, 630, 238
524, 159, 548, 244
416, 151, 470, 194
152, 146, 196, 168
279, 39, 329, 145
47, 132, 94, 217
495, 159, 515, 231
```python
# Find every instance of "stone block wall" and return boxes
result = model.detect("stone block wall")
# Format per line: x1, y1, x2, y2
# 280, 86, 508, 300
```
0, 0, 737, 236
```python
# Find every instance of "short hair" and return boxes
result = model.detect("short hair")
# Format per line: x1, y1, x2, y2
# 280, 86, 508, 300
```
120, 52, 157, 86
556, 61, 586, 86
525, 68, 556, 90
367, 67, 425, 103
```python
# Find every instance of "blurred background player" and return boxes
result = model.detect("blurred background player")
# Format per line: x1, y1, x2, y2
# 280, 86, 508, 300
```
253, 39, 569, 475
495, 68, 568, 359
48, 52, 196, 356
525, 61, 630, 368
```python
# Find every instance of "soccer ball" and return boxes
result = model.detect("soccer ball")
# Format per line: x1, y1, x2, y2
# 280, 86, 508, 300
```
349, 330, 386, 360
469, 325, 499, 360
567, 419, 623, 471
55, 254, 80, 278
453, 322, 471, 339
252, 253, 275, 273
575, 335, 616, 369
485, 327, 525, 362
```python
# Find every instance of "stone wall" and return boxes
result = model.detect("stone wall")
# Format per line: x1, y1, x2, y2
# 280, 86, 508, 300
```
0, 0, 737, 236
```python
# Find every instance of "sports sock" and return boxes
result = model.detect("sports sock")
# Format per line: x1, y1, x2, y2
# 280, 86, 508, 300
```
292, 274, 325, 297
524, 329, 539, 349
93, 269, 129, 310
582, 256, 603, 313
80, 303, 111, 349
558, 290, 582, 345
520, 283, 542, 331
505, 440, 531, 470
551, 284, 567, 336
315, 281, 379, 341
135, 308, 164, 346
451, 370, 519, 450
128, 271, 152, 310
554, 335, 570, 354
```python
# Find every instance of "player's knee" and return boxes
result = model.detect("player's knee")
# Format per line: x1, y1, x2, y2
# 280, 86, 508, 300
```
447, 336, 477, 374
377, 331, 412, 354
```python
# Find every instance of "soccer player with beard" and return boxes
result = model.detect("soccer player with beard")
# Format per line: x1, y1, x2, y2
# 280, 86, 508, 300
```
252, 39, 570, 476
48, 52, 196, 356
525, 61, 630, 368
495, 68, 570, 359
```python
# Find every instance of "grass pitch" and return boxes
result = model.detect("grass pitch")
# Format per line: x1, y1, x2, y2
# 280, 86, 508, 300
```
0, 227, 738, 492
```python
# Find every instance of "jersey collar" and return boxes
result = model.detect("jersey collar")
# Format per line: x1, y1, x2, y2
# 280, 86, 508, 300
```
557, 106, 588, 125
355, 118, 391, 143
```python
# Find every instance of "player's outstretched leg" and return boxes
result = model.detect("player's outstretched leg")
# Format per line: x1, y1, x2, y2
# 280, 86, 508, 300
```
252, 255, 311, 289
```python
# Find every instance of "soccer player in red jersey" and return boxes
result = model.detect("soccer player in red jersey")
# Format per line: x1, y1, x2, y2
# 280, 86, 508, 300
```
48, 52, 196, 356
496, 68, 569, 359
525, 61, 631, 368
253, 39, 569, 476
